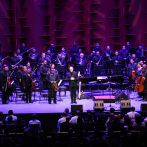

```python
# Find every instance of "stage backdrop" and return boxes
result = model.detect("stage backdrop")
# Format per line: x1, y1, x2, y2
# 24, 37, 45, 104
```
0, 0, 147, 57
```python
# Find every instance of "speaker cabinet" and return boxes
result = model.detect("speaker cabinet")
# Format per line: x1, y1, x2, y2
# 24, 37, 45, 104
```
141, 104, 147, 111
94, 101, 104, 109
120, 100, 131, 108
71, 105, 83, 113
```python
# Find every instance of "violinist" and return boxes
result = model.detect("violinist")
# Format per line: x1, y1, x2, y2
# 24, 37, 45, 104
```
23, 68, 34, 103
46, 68, 59, 104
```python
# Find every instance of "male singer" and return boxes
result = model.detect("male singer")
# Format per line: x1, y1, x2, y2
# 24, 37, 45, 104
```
66, 66, 78, 104
46, 68, 59, 104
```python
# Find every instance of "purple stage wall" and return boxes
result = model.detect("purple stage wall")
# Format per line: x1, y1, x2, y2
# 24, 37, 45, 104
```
0, 0, 147, 57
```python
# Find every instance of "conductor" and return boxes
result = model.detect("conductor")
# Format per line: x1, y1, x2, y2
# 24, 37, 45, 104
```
66, 66, 78, 104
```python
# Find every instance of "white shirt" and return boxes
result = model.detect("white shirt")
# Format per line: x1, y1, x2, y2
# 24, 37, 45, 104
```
127, 111, 140, 119
28, 119, 41, 129
5, 115, 17, 123
69, 116, 79, 124
144, 117, 147, 124
57, 117, 66, 132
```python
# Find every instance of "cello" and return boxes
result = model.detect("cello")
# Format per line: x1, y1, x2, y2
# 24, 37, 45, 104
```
134, 72, 145, 93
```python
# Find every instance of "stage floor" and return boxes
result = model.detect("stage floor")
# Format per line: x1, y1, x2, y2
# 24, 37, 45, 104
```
0, 91, 146, 114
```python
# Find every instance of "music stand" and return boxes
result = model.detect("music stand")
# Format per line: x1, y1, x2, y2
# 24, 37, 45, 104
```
113, 64, 122, 75
93, 65, 103, 76
76, 65, 86, 74
129, 48, 138, 54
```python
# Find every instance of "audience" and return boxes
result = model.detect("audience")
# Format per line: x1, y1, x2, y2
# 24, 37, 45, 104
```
127, 106, 140, 119
1, 108, 147, 147
5, 110, 17, 124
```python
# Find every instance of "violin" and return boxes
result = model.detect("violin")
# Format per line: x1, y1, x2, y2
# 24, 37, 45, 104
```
7, 71, 14, 87
134, 72, 145, 93
54, 82, 59, 91
132, 70, 136, 80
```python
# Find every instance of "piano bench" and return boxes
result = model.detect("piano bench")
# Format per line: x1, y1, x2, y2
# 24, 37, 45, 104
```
59, 86, 67, 97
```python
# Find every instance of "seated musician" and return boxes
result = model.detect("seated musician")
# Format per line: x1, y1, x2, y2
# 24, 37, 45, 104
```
89, 51, 96, 61
112, 50, 122, 65
75, 53, 87, 75
76, 48, 84, 59
103, 46, 113, 74
59, 46, 68, 61
29, 48, 39, 78
129, 54, 138, 64
126, 42, 132, 52
93, 43, 102, 55
39, 53, 46, 66
135, 44, 145, 61
119, 46, 129, 68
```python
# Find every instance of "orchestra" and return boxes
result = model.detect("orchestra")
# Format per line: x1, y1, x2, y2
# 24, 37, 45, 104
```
1, 41, 147, 104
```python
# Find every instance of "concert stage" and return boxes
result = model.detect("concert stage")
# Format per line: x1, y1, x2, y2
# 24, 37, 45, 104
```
0, 91, 147, 114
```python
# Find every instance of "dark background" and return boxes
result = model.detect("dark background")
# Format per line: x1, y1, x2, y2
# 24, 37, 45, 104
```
0, 0, 147, 57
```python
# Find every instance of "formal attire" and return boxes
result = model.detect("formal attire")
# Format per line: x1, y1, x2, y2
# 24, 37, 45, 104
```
45, 54, 53, 66
29, 52, 39, 77
119, 50, 129, 68
112, 55, 122, 65
46, 72, 59, 104
23, 73, 34, 103
38, 58, 47, 66
40, 65, 48, 90
93, 47, 102, 55
70, 46, 79, 63
135, 49, 145, 61
126, 45, 132, 52
66, 71, 78, 103
103, 50, 113, 73
19, 46, 28, 65
48, 47, 57, 61
60, 51, 68, 61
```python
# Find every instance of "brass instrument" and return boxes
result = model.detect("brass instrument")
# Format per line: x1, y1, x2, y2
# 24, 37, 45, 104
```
106, 52, 111, 60
12, 59, 22, 70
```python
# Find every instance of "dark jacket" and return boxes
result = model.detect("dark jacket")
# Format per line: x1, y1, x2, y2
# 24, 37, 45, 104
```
66, 71, 78, 87
103, 50, 113, 60
40, 65, 48, 81
112, 56, 122, 65
75, 58, 87, 67
46, 73, 59, 88
23, 73, 34, 88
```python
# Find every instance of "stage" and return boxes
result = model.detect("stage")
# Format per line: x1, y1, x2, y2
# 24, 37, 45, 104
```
0, 91, 147, 114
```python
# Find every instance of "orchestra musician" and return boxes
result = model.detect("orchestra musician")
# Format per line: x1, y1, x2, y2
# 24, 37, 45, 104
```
1, 66, 11, 104
126, 42, 132, 52
23, 68, 34, 103
39, 53, 47, 66
29, 48, 39, 77
46, 50, 53, 66
40, 60, 48, 90
89, 51, 96, 61
112, 51, 122, 65
19, 43, 28, 65
46, 68, 59, 104
66, 66, 78, 104
119, 46, 129, 68
50, 64, 58, 74
17, 49, 23, 61
60, 46, 68, 61
70, 42, 79, 65
93, 43, 102, 55
76, 48, 83, 60
103, 46, 113, 74
135, 44, 145, 61
26, 61, 32, 73
48, 44, 57, 61
129, 54, 138, 64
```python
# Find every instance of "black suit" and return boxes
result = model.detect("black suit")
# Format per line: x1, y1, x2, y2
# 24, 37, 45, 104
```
19, 46, 28, 65
70, 46, 79, 63
66, 71, 78, 103
93, 47, 102, 55
119, 50, 129, 68
48, 47, 57, 60
38, 58, 47, 66
46, 73, 59, 103
40, 65, 48, 89
112, 55, 122, 65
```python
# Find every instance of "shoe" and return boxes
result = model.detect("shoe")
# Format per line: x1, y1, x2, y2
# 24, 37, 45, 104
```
29, 101, 33, 103
71, 101, 73, 104
54, 102, 57, 104
48, 102, 51, 104
74, 101, 77, 104
26, 102, 28, 104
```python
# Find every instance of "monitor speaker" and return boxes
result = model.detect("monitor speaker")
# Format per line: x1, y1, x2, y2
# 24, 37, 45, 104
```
120, 100, 131, 108
94, 101, 104, 109
115, 91, 128, 101
71, 105, 83, 113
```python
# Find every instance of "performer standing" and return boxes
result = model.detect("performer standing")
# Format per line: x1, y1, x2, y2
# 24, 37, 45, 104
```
40, 60, 48, 90
1, 66, 11, 104
19, 43, 28, 65
66, 66, 78, 104
29, 48, 39, 78
23, 68, 34, 103
46, 68, 59, 104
